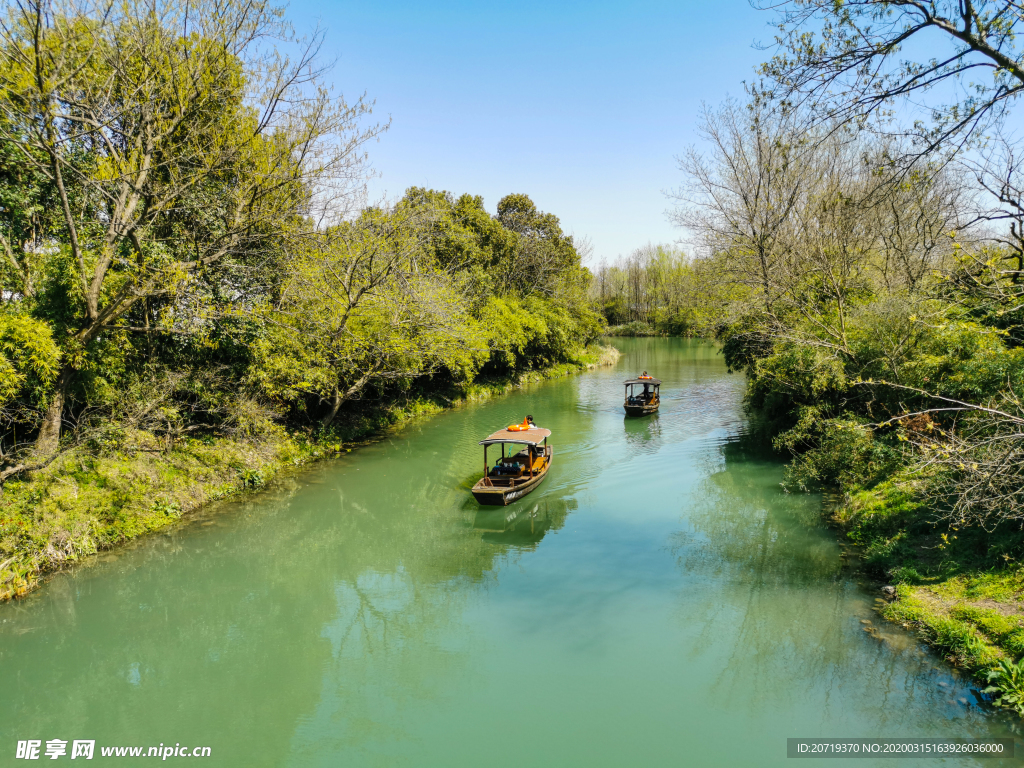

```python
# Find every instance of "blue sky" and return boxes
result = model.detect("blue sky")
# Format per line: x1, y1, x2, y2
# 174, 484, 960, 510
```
285, 0, 775, 264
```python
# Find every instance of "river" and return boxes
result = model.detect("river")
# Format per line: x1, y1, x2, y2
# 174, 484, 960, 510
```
0, 338, 1019, 766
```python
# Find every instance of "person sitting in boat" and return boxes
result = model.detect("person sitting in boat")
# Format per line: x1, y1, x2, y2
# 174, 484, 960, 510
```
508, 415, 538, 432
493, 456, 522, 475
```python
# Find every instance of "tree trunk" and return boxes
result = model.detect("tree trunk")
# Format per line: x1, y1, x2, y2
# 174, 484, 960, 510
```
322, 387, 342, 428
321, 370, 378, 428
34, 368, 69, 456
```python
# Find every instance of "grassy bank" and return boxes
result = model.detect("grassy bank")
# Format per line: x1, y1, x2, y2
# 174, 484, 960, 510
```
605, 321, 662, 337
0, 344, 619, 602
829, 479, 1024, 712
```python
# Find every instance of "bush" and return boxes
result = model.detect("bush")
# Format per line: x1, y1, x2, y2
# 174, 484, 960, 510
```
605, 321, 658, 337
745, 343, 848, 436
889, 566, 925, 584
985, 658, 1024, 716
657, 310, 697, 336
778, 414, 905, 491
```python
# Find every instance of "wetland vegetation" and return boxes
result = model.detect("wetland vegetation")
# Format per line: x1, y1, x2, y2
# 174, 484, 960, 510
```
5, 0, 1024, 739
0, 0, 610, 598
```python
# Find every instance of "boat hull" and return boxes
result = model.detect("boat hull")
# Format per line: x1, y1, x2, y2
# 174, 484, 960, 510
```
624, 401, 659, 417
472, 447, 552, 506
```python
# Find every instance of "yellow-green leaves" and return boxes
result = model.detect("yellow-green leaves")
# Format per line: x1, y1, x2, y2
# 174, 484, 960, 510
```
252, 205, 487, 412
0, 312, 60, 406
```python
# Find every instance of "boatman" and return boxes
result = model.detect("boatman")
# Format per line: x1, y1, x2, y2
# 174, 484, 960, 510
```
525, 415, 545, 465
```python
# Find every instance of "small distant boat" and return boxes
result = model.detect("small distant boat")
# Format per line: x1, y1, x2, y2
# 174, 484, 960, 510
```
624, 374, 660, 416
471, 420, 552, 506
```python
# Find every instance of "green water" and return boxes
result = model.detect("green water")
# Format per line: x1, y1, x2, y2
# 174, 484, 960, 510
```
1, 338, 1019, 766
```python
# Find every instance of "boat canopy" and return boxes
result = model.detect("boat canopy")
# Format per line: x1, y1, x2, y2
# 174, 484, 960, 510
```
479, 427, 552, 446
624, 377, 661, 386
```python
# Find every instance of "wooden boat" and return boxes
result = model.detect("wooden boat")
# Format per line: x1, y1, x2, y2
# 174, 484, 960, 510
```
471, 424, 552, 506
623, 375, 660, 416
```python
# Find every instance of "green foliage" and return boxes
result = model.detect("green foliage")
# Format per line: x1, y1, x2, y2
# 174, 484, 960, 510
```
738, 294, 1024, 507
882, 588, 995, 669
927, 616, 990, 668
889, 566, 925, 584
0, 311, 60, 406
606, 321, 658, 337
476, 296, 550, 371
779, 415, 904, 491
238, 468, 266, 489
592, 245, 736, 336
838, 475, 929, 576
950, 605, 1023, 642
745, 343, 848, 435
244, 191, 601, 424
985, 658, 1024, 716
0, 0, 603, 469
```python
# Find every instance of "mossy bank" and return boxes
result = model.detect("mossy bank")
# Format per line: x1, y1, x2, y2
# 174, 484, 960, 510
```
830, 477, 1024, 714
0, 344, 619, 602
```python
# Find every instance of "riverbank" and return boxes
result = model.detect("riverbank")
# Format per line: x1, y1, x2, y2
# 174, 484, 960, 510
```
11, 336, 1007, 764
829, 478, 1024, 712
605, 321, 662, 337
0, 344, 620, 601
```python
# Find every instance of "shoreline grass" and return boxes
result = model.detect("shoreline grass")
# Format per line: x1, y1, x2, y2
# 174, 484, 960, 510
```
829, 478, 1024, 712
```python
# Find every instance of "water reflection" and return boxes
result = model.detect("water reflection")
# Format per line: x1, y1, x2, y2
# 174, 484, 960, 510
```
622, 413, 662, 451
675, 448, 838, 587
472, 498, 577, 548
669, 431, 1020, 749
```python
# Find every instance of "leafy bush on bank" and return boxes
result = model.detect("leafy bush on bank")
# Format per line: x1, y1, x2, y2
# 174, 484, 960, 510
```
605, 321, 659, 337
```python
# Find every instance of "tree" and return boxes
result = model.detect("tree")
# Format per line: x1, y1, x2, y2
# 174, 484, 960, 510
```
493, 193, 588, 298
670, 100, 805, 315
0, 0, 383, 452
898, 387, 1024, 529
672, 95, 967, 370
755, 1, 1019, 331
750, 1, 1024, 528
0, 116, 59, 299
758, 0, 1024, 156
254, 205, 485, 426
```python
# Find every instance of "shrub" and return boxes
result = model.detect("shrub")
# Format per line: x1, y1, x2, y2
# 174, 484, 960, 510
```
889, 566, 924, 584
605, 321, 658, 337
778, 414, 905, 491
985, 658, 1024, 716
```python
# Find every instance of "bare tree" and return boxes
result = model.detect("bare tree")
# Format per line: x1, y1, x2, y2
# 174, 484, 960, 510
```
670, 100, 806, 314
861, 382, 1024, 529
757, 0, 1024, 158
872, 155, 969, 292
672, 98, 970, 361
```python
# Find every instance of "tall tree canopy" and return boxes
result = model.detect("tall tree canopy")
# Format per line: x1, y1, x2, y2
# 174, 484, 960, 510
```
0, 0, 382, 452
